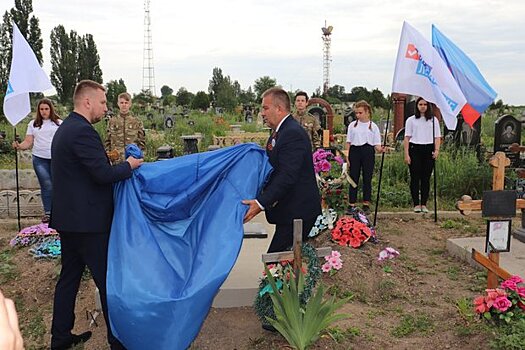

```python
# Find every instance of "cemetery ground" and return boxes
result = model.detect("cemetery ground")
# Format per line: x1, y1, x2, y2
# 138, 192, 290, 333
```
1, 213, 509, 350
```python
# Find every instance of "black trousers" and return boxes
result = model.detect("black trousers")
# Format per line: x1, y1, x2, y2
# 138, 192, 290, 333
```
51, 232, 126, 350
348, 144, 375, 204
408, 143, 435, 206
267, 217, 317, 253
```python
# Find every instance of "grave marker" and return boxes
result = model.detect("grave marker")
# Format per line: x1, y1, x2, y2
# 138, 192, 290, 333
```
456, 152, 516, 288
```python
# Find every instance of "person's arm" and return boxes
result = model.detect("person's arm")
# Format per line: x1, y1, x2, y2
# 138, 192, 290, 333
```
104, 119, 112, 151
433, 136, 441, 159
0, 290, 24, 350
137, 119, 146, 151
256, 129, 307, 209
74, 126, 140, 185
12, 134, 33, 151
312, 117, 322, 149
404, 136, 411, 164
432, 117, 441, 159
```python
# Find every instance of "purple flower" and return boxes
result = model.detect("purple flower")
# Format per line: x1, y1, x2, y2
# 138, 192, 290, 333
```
320, 160, 331, 172
334, 156, 344, 164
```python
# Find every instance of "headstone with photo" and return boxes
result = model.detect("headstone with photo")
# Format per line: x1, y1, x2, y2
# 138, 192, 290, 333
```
494, 114, 521, 168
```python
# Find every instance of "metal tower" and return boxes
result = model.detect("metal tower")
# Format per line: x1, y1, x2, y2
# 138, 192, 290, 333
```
321, 22, 333, 95
142, 0, 156, 95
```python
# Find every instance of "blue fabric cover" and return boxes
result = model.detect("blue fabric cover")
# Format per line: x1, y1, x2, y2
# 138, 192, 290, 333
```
107, 143, 272, 350
125, 143, 144, 159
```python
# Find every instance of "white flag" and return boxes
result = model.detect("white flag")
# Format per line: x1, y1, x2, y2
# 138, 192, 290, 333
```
392, 21, 466, 130
3, 23, 53, 127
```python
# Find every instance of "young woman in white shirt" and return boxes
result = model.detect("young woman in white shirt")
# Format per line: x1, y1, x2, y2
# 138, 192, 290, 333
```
345, 100, 384, 214
403, 97, 441, 213
12, 98, 62, 223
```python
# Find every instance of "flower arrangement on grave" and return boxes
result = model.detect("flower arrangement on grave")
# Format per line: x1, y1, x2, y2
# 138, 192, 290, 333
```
321, 250, 343, 275
312, 148, 351, 214
331, 209, 376, 248
308, 208, 337, 238
254, 243, 321, 327
10, 223, 58, 247
473, 275, 525, 324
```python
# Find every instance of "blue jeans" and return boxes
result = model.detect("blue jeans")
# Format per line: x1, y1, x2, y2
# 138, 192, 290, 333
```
32, 155, 52, 214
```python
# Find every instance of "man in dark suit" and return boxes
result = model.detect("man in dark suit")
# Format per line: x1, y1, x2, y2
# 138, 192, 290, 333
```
50, 80, 143, 350
243, 87, 321, 253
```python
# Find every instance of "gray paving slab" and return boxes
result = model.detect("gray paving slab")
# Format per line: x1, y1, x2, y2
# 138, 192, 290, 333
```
447, 236, 525, 278
212, 213, 274, 308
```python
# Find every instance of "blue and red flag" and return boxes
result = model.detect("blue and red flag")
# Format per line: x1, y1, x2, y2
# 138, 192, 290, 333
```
432, 25, 497, 127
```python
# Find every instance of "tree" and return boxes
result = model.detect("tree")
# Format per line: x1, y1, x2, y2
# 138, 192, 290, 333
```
105, 79, 127, 108
50, 25, 104, 104
160, 85, 173, 98
77, 34, 102, 83
133, 89, 155, 107
254, 76, 277, 101
208, 67, 225, 103
238, 86, 256, 105
0, 0, 43, 98
208, 67, 238, 111
326, 85, 347, 102
370, 88, 389, 109
175, 87, 194, 107
191, 91, 210, 110
50, 25, 79, 104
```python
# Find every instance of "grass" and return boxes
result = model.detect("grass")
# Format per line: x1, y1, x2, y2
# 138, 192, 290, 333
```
326, 325, 361, 343
391, 313, 435, 337
0, 249, 18, 284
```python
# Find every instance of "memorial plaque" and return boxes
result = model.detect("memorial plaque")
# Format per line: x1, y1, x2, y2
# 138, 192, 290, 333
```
485, 220, 511, 253
481, 190, 517, 217
494, 114, 521, 167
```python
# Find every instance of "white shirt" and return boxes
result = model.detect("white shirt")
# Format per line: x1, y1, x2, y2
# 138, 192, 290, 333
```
26, 119, 62, 159
405, 115, 441, 144
346, 120, 381, 146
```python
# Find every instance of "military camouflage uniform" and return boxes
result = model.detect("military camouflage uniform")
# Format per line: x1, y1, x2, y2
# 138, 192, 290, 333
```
104, 112, 145, 163
293, 111, 322, 150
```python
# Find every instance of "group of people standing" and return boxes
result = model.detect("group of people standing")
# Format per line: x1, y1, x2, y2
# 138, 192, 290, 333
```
8, 85, 441, 347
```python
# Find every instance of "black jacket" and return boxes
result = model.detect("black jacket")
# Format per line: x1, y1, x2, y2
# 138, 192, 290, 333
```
257, 115, 321, 225
50, 112, 132, 233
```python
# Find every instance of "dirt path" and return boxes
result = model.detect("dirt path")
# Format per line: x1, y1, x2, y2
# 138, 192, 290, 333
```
1, 215, 492, 349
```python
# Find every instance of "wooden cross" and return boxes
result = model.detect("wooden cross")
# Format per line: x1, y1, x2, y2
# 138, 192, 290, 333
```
261, 219, 332, 276
456, 152, 515, 288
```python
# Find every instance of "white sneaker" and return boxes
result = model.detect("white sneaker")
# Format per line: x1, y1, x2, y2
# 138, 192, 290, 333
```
413, 205, 422, 213
421, 206, 429, 213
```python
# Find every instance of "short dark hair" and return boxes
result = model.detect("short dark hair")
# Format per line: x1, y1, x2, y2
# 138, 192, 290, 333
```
118, 92, 131, 101
295, 91, 309, 102
262, 87, 290, 112
415, 96, 433, 120
73, 80, 106, 103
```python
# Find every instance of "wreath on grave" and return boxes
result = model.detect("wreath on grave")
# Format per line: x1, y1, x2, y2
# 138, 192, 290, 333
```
253, 243, 321, 327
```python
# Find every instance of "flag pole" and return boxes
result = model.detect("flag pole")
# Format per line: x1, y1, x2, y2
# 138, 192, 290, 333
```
13, 127, 21, 231
432, 113, 438, 223
373, 108, 390, 227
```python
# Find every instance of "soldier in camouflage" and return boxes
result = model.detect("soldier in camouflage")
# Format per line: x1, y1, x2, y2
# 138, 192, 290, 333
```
293, 91, 321, 151
104, 92, 145, 163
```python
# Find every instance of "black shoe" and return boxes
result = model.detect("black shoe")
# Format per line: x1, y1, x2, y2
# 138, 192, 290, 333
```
362, 205, 371, 216
51, 331, 92, 350
262, 323, 277, 332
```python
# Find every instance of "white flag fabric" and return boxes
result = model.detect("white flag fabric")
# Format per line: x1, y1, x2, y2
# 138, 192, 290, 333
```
3, 23, 53, 127
392, 21, 466, 130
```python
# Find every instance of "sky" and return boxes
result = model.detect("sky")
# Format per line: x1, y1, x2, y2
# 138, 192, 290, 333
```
5, 0, 524, 105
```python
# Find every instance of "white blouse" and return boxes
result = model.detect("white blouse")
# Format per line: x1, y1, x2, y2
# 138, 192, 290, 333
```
405, 115, 441, 144
346, 120, 381, 146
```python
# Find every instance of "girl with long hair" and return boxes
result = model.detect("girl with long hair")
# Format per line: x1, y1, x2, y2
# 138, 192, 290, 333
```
404, 97, 441, 213
12, 98, 62, 222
